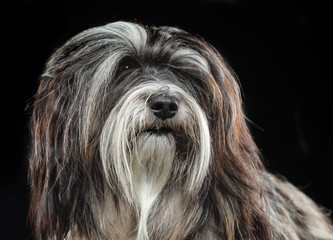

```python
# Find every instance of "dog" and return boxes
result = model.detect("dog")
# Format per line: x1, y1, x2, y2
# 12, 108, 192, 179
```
28, 21, 333, 240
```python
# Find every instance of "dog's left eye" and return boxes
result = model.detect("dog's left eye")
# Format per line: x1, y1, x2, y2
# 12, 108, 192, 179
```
115, 56, 140, 79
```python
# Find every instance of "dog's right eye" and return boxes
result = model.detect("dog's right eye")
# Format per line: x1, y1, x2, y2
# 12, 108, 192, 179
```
114, 56, 140, 79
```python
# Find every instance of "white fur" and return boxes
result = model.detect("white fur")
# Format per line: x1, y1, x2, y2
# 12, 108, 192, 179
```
100, 81, 211, 239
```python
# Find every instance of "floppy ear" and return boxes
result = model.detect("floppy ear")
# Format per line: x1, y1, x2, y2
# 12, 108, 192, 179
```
183, 35, 272, 239
205, 45, 264, 190
28, 41, 107, 240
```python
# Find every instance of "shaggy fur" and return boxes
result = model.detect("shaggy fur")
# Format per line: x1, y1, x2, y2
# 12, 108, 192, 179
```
28, 21, 333, 240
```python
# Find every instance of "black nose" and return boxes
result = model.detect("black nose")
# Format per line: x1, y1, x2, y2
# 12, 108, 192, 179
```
148, 95, 179, 120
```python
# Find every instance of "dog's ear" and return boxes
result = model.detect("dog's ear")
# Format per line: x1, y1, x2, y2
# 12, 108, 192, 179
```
182, 35, 272, 239
181, 35, 264, 186
28, 53, 106, 240
207, 48, 264, 187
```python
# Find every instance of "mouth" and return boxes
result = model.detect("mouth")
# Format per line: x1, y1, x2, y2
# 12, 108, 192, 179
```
145, 127, 173, 135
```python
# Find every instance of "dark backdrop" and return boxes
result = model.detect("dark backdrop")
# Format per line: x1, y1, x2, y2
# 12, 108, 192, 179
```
1, 0, 332, 239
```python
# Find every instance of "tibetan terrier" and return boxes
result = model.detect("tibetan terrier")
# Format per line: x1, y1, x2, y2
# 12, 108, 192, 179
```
28, 21, 333, 240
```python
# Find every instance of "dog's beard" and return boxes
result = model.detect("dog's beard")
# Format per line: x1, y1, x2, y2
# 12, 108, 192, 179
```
100, 81, 210, 238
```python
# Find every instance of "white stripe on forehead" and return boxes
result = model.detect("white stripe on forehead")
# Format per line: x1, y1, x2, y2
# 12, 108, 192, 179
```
104, 21, 148, 52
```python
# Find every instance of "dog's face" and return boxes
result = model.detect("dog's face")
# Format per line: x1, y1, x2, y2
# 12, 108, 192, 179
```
29, 21, 265, 239
97, 25, 217, 204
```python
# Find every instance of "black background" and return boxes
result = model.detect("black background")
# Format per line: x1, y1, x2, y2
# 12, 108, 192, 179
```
1, 0, 332, 239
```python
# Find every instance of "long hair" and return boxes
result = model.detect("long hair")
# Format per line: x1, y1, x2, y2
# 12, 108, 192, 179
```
28, 21, 333, 240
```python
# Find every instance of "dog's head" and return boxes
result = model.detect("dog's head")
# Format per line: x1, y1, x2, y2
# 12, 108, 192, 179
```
29, 21, 267, 239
